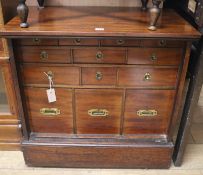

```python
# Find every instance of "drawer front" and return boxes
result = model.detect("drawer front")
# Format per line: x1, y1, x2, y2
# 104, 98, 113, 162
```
141, 40, 185, 48
15, 47, 71, 63
128, 48, 182, 65
75, 89, 123, 134
118, 67, 178, 87
13, 38, 58, 46
73, 48, 126, 64
82, 67, 117, 86
59, 38, 98, 46
24, 88, 73, 133
21, 65, 80, 85
124, 90, 175, 134
101, 39, 140, 47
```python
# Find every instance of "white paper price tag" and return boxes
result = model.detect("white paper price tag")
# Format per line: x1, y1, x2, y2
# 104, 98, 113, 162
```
46, 88, 56, 103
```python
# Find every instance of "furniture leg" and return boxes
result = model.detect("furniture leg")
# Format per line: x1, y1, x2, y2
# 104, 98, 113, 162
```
17, 0, 29, 28
37, 0, 45, 8
141, 0, 149, 10
148, 0, 162, 31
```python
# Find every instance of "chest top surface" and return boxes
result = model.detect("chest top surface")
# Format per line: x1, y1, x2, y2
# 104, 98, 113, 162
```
0, 6, 200, 39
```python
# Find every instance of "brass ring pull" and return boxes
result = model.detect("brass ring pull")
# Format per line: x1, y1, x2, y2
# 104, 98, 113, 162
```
96, 51, 104, 60
74, 38, 81, 44
40, 51, 48, 60
33, 38, 41, 44
144, 72, 151, 81
151, 53, 157, 61
116, 39, 125, 45
96, 71, 103, 80
159, 40, 166, 47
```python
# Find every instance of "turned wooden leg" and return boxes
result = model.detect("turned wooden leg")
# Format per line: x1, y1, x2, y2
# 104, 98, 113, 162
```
141, 0, 149, 11
17, 0, 29, 28
37, 0, 45, 8
148, 0, 162, 31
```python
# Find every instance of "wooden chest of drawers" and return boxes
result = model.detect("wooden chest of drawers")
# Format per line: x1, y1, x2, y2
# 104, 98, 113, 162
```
0, 6, 200, 168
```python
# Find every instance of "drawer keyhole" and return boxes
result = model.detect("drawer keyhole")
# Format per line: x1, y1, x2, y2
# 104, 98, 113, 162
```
159, 40, 166, 47
116, 39, 125, 45
96, 51, 104, 60
75, 38, 81, 44
33, 38, 41, 44
151, 54, 157, 61
96, 72, 103, 80
144, 72, 151, 81
40, 51, 48, 60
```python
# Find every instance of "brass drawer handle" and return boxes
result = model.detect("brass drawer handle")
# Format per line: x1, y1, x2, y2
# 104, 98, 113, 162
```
151, 53, 157, 61
88, 109, 109, 117
159, 40, 166, 47
74, 38, 81, 44
40, 51, 48, 60
143, 72, 151, 81
116, 39, 125, 45
33, 38, 41, 44
46, 71, 54, 78
96, 51, 104, 60
137, 109, 157, 117
40, 108, 60, 116
96, 71, 103, 80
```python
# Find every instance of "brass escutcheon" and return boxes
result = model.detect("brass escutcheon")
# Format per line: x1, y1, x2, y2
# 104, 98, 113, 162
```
116, 39, 125, 45
40, 51, 48, 60
74, 38, 81, 44
143, 72, 151, 81
96, 51, 104, 60
159, 40, 166, 47
151, 53, 157, 61
137, 109, 157, 117
33, 38, 41, 44
40, 108, 60, 116
96, 71, 103, 80
88, 109, 109, 117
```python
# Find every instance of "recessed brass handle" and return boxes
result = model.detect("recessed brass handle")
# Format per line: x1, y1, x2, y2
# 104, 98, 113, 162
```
40, 51, 48, 60
33, 38, 41, 44
74, 38, 81, 44
88, 109, 109, 117
151, 53, 157, 61
96, 51, 104, 60
143, 72, 151, 81
96, 71, 103, 80
40, 108, 60, 116
116, 39, 125, 45
137, 109, 157, 117
159, 40, 166, 47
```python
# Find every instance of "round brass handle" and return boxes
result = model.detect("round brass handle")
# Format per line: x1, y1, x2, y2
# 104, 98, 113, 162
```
96, 51, 104, 60
159, 40, 166, 47
47, 71, 54, 78
96, 72, 103, 80
33, 38, 41, 44
116, 39, 125, 45
143, 72, 151, 81
74, 38, 81, 44
151, 53, 157, 61
40, 51, 48, 60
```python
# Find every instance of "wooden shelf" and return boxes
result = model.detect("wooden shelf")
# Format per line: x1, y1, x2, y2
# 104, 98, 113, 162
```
0, 6, 200, 39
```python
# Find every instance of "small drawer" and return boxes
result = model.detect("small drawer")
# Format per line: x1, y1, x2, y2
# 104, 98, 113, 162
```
75, 89, 123, 134
124, 90, 175, 134
15, 46, 71, 63
128, 48, 182, 65
24, 87, 73, 133
59, 38, 98, 46
73, 48, 126, 64
13, 38, 58, 46
141, 40, 185, 48
82, 67, 117, 86
118, 67, 178, 87
21, 65, 80, 85
101, 39, 140, 47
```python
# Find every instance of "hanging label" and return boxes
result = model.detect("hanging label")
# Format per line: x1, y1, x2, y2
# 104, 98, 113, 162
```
46, 88, 56, 103
188, 0, 197, 13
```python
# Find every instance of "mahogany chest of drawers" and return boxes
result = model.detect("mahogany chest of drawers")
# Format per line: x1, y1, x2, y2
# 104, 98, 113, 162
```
0, 6, 200, 168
